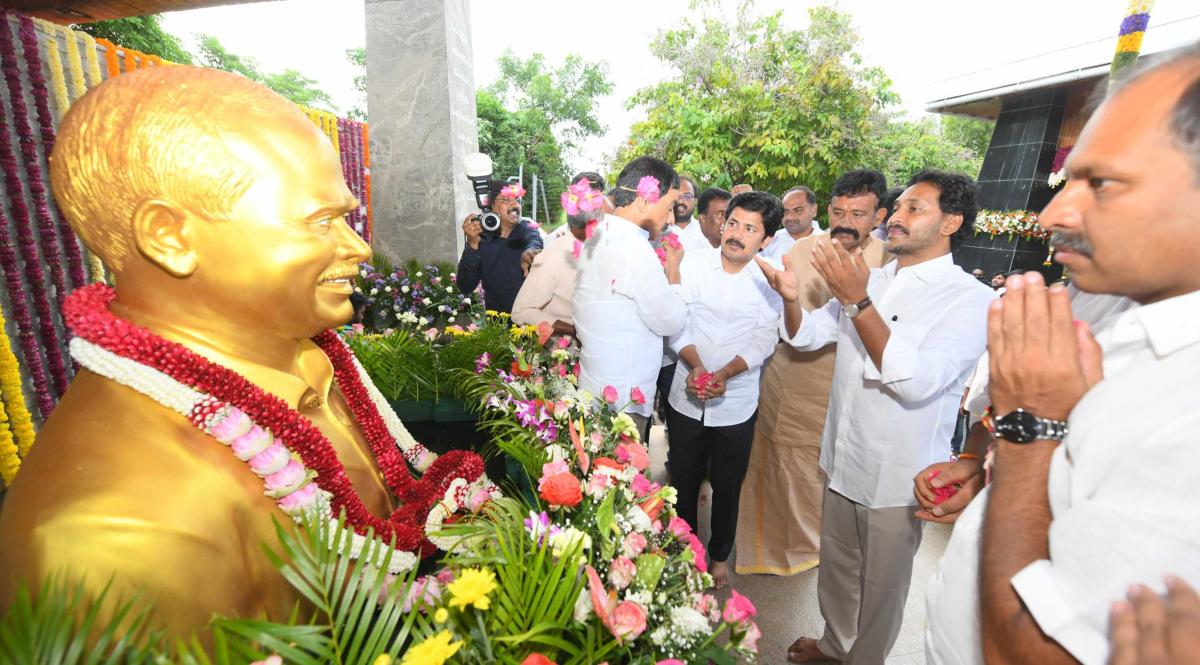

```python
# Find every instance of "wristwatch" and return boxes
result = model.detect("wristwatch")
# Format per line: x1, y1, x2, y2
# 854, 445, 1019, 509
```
842, 296, 872, 319
990, 408, 1069, 444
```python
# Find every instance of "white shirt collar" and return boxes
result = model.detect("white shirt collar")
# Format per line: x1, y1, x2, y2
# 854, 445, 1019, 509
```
606, 213, 649, 240
890, 251, 956, 284
1135, 289, 1200, 358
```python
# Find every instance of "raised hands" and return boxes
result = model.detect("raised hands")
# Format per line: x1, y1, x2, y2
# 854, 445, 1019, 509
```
811, 238, 870, 305
755, 254, 799, 303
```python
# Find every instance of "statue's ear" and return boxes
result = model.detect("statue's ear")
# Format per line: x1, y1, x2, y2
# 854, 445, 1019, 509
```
131, 199, 197, 278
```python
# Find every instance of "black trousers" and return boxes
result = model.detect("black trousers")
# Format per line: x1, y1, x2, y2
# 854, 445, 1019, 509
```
666, 408, 757, 563
656, 363, 676, 425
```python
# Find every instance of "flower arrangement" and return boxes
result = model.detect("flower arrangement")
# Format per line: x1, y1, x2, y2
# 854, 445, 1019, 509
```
355, 255, 484, 333
454, 328, 761, 662
1047, 145, 1072, 189
974, 209, 1050, 241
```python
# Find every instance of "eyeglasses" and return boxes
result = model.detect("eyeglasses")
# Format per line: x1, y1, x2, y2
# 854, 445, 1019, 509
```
679, 193, 696, 201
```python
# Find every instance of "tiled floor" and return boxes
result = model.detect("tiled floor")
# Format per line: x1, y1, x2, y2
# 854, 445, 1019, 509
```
646, 424, 950, 665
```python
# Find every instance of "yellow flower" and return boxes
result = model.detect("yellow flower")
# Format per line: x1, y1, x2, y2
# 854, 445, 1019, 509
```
374, 655, 394, 665
486, 309, 499, 317
400, 630, 462, 665
434, 607, 449, 624
446, 567, 498, 611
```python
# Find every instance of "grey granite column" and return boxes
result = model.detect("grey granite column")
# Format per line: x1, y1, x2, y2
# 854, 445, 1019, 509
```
365, 0, 478, 263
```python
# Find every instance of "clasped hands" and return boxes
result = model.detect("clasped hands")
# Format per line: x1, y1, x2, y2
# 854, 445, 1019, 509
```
686, 365, 727, 401
755, 238, 869, 306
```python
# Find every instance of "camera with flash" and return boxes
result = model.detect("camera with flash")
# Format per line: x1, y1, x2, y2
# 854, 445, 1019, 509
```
463, 152, 502, 235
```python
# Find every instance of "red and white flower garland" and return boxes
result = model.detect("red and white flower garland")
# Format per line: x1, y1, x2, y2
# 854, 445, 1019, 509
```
63, 285, 500, 571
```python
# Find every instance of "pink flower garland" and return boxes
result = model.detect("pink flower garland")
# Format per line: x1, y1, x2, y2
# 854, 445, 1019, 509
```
0, 13, 68, 404
352, 121, 367, 238
19, 16, 86, 291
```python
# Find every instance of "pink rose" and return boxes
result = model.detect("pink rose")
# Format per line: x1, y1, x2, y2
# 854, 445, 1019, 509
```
722, 589, 757, 625
615, 443, 650, 471
264, 459, 306, 493
622, 531, 648, 558
630, 474, 653, 498
739, 620, 762, 653
612, 600, 648, 641
587, 472, 612, 498
557, 336, 571, 349
686, 533, 708, 574
602, 385, 619, 404
695, 593, 717, 619
608, 556, 637, 590
630, 387, 646, 405
668, 516, 693, 539
249, 441, 291, 476
539, 460, 570, 489
277, 482, 319, 516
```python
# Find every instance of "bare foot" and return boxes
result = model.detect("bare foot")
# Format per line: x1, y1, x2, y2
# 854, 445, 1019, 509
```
711, 560, 729, 589
787, 637, 837, 663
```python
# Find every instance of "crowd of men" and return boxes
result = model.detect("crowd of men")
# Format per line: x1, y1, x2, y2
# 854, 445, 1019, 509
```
455, 43, 1200, 665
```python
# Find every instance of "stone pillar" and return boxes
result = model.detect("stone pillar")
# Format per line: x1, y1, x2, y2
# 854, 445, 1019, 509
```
365, 0, 478, 263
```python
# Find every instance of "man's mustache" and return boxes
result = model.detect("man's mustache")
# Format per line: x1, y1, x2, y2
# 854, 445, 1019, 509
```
830, 226, 860, 240
1050, 231, 1094, 258
725, 239, 744, 250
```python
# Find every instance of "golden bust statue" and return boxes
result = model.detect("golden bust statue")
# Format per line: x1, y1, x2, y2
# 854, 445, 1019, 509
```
0, 66, 401, 638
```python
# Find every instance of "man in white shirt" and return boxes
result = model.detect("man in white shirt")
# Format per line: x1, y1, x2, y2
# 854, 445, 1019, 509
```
694, 187, 731, 250
760, 186, 822, 262
924, 43, 1200, 665
512, 173, 607, 333
667, 191, 785, 588
760, 170, 994, 664
573, 157, 686, 434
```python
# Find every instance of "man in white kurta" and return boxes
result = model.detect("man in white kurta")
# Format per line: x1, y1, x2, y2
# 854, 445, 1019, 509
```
766, 171, 994, 665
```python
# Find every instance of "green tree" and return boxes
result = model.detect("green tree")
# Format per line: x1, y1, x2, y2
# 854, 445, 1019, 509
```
476, 89, 571, 226
487, 51, 614, 151
75, 15, 193, 64
196, 34, 337, 112
617, 3, 897, 198
865, 116, 988, 189
346, 47, 367, 121
616, 2, 991, 199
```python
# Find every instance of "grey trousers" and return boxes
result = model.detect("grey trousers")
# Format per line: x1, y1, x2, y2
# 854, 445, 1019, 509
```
816, 484, 924, 665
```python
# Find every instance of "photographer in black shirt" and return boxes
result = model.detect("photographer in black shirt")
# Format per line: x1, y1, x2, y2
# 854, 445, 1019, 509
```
456, 179, 544, 313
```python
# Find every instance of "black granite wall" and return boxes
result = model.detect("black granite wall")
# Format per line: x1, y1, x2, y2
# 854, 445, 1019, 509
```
954, 87, 1067, 281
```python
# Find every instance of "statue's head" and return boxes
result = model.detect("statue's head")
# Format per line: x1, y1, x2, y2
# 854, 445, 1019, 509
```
50, 66, 370, 339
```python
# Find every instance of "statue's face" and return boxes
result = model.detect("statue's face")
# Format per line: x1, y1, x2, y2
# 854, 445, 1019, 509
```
183, 116, 370, 339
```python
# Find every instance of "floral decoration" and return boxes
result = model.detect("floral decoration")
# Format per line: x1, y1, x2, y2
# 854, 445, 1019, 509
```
974, 209, 1050, 241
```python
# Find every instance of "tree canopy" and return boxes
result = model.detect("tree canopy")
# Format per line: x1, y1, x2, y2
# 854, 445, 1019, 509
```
196, 34, 337, 112
616, 2, 991, 200
74, 15, 193, 64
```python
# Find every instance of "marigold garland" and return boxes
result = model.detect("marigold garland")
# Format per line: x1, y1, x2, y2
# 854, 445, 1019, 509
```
38, 27, 70, 121
94, 37, 120, 79
79, 31, 102, 86
58, 23, 85, 97
0, 390, 17, 485
0, 305, 36, 457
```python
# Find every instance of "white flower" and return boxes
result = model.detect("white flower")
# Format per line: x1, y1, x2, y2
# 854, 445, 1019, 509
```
549, 527, 591, 558
419, 317, 429, 326
416, 271, 423, 277
573, 588, 593, 622
670, 606, 710, 637
370, 288, 378, 295
401, 285, 410, 294
445, 286, 454, 294
359, 269, 368, 277
422, 298, 432, 305
612, 413, 638, 438
650, 626, 669, 646
448, 316, 456, 323
625, 505, 652, 533
384, 286, 392, 293
462, 297, 472, 304
625, 590, 652, 606
545, 444, 570, 463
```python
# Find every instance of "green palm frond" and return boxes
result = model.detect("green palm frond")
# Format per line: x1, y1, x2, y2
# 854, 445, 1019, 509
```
346, 329, 437, 402
0, 574, 163, 664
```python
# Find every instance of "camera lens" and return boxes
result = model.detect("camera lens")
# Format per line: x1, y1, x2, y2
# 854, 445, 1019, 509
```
480, 212, 501, 233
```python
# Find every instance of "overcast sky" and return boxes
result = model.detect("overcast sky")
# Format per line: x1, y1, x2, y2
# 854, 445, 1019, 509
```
159, 0, 1196, 170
